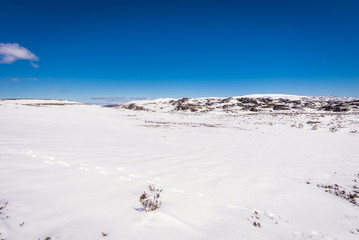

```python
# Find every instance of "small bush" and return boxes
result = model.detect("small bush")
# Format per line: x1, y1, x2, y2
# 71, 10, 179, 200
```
140, 184, 163, 212
291, 123, 303, 128
312, 125, 318, 130
329, 126, 338, 132
307, 121, 321, 124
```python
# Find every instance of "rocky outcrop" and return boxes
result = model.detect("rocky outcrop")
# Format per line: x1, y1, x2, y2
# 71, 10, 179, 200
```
120, 95, 359, 114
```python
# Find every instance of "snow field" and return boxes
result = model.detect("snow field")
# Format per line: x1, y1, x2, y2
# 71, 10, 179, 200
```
0, 99, 358, 240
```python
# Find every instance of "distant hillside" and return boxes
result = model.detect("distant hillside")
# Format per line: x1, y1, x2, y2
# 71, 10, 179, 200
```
117, 94, 359, 113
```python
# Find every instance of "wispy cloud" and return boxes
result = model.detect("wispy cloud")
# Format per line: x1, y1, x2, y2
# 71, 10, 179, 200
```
91, 97, 151, 103
24, 77, 38, 81
0, 43, 39, 67
47, 84, 67, 92
30, 62, 39, 68
5, 77, 39, 82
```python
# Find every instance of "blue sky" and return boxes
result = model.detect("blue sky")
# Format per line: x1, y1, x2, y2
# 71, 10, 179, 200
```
1, 0, 358, 103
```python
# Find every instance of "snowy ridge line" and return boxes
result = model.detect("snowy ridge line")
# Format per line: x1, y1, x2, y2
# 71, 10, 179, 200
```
237, 94, 359, 102
118, 94, 359, 113
0, 99, 82, 105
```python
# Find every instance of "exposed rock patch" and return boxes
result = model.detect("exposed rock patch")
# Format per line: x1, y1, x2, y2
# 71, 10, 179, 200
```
120, 95, 359, 114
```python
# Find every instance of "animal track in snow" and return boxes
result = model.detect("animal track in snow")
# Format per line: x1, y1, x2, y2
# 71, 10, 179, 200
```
226, 204, 248, 211
196, 193, 214, 202
78, 167, 89, 171
42, 155, 55, 161
171, 188, 185, 194
25, 150, 37, 158
57, 161, 70, 167
293, 230, 336, 240
129, 174, 141, 178
118, 176, 132, 182
95, 166, 107, 175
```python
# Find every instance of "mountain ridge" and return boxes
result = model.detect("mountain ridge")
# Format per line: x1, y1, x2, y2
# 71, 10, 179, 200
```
119, 94, 359, 113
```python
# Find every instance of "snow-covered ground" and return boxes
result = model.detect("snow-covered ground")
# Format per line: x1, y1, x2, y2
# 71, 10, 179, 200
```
0, 98, 359, 240
120, 94, 359, 114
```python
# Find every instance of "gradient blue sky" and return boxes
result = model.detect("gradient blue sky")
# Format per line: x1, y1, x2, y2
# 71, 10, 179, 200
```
1, 0, 359, 104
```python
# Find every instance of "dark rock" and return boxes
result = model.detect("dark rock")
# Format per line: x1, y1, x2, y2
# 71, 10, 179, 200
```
220, 97, 232, 103
333, 106, 349, 112
123, 103, 146, 111
103, 104, 120, 108
290, 100, 302, 105
322, 105, 334, 111
174, 104, 198, 112
237, 98, 258, 104
278, 98, 291, 103
178, 98, 189, 103
273, 105, 290, 110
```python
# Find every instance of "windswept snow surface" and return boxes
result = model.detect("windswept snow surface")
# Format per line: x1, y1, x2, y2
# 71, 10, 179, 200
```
0, 99, 359, 240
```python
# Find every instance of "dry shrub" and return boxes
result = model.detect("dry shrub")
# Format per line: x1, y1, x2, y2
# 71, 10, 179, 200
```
140, 184, 163, 212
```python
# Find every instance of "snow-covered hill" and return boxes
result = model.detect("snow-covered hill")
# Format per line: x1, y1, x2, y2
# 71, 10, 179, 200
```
119, 94, 359, 113
239, 94, 359, 102
0, 98, 358, 240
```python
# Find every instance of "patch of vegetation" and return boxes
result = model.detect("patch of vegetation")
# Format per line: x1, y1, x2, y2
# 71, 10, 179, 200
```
329, 126, 338, 132
0, 201, 8, 220
317, 181, 359, 206
311, 125, 318, 130
307, 121, 321, 124
291, 123, 303, 128
253, 222, 261, 228
140, 184, 163, 212
260, 104, 276, 108
250, 210, 262, 228
124, 103, 146, 111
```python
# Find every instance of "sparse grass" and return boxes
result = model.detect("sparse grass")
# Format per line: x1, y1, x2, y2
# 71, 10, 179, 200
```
253, 222, 261, 227
317, 182, 359, 206
0, 201, 8, 219
329, 126, 338, 132
307, 121, 321, 124
249, 210, 262, 228
260, 104, 276, 108
291, 123, 303, 128
140, 184, 163, 212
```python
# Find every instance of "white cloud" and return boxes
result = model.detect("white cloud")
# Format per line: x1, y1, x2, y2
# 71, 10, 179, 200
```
24, 77, 38, 81
0, 43, 39, 67
91, 97, 152, 104
10, 78, 20, 82
30, 62, 39, 68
